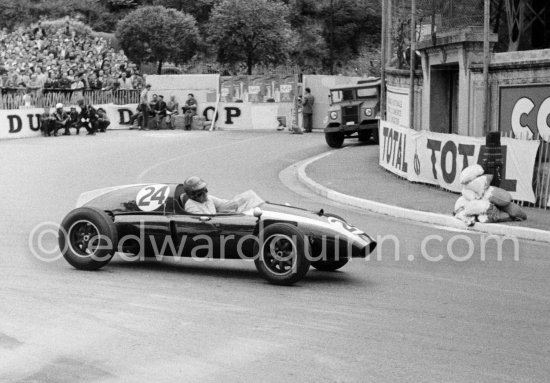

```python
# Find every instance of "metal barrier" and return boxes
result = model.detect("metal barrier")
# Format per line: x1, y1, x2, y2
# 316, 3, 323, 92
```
0, 89, 140, 110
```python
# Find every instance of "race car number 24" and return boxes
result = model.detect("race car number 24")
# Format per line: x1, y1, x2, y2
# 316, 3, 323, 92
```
327, 216, 365, 235
136, 184, 170, 212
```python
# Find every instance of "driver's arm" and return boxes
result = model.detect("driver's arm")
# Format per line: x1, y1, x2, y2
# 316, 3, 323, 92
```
211, 196, 238, 213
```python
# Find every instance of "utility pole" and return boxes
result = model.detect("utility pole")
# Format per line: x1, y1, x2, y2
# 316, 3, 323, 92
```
329, 0, 335, 75
381, 0, 387, 120
408, 0, 416, 130
482, 0, 491, 132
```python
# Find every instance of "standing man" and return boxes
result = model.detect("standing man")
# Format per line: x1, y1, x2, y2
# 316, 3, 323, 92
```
154, 95, 167, 130
139, 83, 151, 130
302, 87, 315, 133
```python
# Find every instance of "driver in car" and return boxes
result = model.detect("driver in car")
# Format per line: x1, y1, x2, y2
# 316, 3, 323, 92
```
183, 176, 237, 214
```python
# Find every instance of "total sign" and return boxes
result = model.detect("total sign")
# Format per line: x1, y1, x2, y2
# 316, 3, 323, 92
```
499, 84, 550, 141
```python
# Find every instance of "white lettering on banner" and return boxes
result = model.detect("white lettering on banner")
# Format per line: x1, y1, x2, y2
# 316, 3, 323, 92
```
379, 120, 540, 203
511, 98, 535, 139
380, 123, 409, 177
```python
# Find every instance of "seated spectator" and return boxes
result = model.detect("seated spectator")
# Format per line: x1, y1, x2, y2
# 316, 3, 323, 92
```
131, 71, 145, 90
40, 106, 55, 136
77, 98, 99, 135
182, 93, 198, 130
118, 72, 133, 90
96, 108, 110, 132
166, 95, 179, 129
68, 105, 81, 135
88, 71, 103, 90
52, 102, 70, 136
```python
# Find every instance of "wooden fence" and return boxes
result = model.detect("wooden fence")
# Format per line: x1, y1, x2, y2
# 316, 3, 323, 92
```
0, 89, 140, 110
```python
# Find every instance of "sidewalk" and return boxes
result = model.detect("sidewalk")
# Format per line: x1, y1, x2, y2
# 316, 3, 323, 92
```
298, 143, 550, 243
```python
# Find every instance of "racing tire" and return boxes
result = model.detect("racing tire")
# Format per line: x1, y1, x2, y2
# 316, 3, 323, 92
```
58, 207, 118, 271
254, 223, 310, 285
325, 132, 344, 148
311, 259, 349, 272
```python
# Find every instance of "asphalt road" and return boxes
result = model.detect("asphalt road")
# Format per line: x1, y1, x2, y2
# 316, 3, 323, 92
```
0, 130, 549, 383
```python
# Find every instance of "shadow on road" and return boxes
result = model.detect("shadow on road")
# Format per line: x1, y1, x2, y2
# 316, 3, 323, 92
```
103, 257, 371, 287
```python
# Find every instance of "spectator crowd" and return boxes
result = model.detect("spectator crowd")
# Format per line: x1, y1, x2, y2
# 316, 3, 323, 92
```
0, 19, 145, 95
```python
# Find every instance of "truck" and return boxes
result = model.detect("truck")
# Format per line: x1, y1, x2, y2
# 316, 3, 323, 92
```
324, 77, 381, 148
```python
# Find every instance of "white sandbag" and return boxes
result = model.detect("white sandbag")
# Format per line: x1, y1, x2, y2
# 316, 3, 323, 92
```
483, 186, 512, 208
454, 196, 468, 213
455, 210, 476, 226
464, 174, 493, 197
477, 205, 510, 223
461, 188, 480, 201
462, 199, 493, 216
460, 164, 485, 184
504, 202, 527, 221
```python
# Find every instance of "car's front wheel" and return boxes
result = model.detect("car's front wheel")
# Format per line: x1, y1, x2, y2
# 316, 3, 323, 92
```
311, 259, 349, 272
254, 223, 310, 285
58, 207, 118, 270
325, 132, 344, 148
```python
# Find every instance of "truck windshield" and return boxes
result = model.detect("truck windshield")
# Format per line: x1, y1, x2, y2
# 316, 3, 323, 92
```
357, 88, 378, 98
331, 89, 354, 103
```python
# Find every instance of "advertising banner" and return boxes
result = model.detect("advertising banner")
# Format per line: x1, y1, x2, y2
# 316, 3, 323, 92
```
379, 120, 540, 203
386, 85, 410, 128
0, 107, 44, 140
200, 102, 279, 130
220, 74, 297, 103
499, 84, 550, 142
0, 103, 139, 139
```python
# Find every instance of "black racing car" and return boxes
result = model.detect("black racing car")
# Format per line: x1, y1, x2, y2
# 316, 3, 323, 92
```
58, 183, 377, 285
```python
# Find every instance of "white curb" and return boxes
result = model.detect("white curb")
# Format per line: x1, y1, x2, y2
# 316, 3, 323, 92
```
295, 151, 550, 244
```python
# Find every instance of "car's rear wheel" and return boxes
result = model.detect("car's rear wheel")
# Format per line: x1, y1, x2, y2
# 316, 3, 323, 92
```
254, 223, 310, 285
58, 207, 118, 270
325, 132, 344, 148
311, 259, 349, 272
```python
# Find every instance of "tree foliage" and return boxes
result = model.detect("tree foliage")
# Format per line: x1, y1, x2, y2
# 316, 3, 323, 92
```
207, 0, 294, 75
0, 0, 383, 76
115, 6, 200, 73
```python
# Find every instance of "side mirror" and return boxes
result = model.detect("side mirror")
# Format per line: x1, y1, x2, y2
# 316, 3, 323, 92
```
328, 94, 333, 106
253, 207, 263, 218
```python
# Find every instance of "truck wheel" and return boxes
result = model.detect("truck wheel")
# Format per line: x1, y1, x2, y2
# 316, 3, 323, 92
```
58, 207, 118, 270
254, 223, 310, 285
325, 132, 344, 148
311, 259, 349, 272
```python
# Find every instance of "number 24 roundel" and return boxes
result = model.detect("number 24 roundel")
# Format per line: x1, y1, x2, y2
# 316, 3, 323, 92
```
136, 184, 170, 212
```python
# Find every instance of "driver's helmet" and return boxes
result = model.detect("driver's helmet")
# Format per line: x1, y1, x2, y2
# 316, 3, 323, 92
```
183, 176, 207, 195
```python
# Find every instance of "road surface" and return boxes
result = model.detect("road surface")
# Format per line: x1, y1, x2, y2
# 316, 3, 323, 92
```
0, 130, 548, 382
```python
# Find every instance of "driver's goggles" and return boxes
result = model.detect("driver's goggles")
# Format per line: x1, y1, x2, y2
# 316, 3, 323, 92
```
191, 188, 208, 197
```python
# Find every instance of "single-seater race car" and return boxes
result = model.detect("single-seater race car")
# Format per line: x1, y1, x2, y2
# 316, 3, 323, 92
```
58, 183, 377, 285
